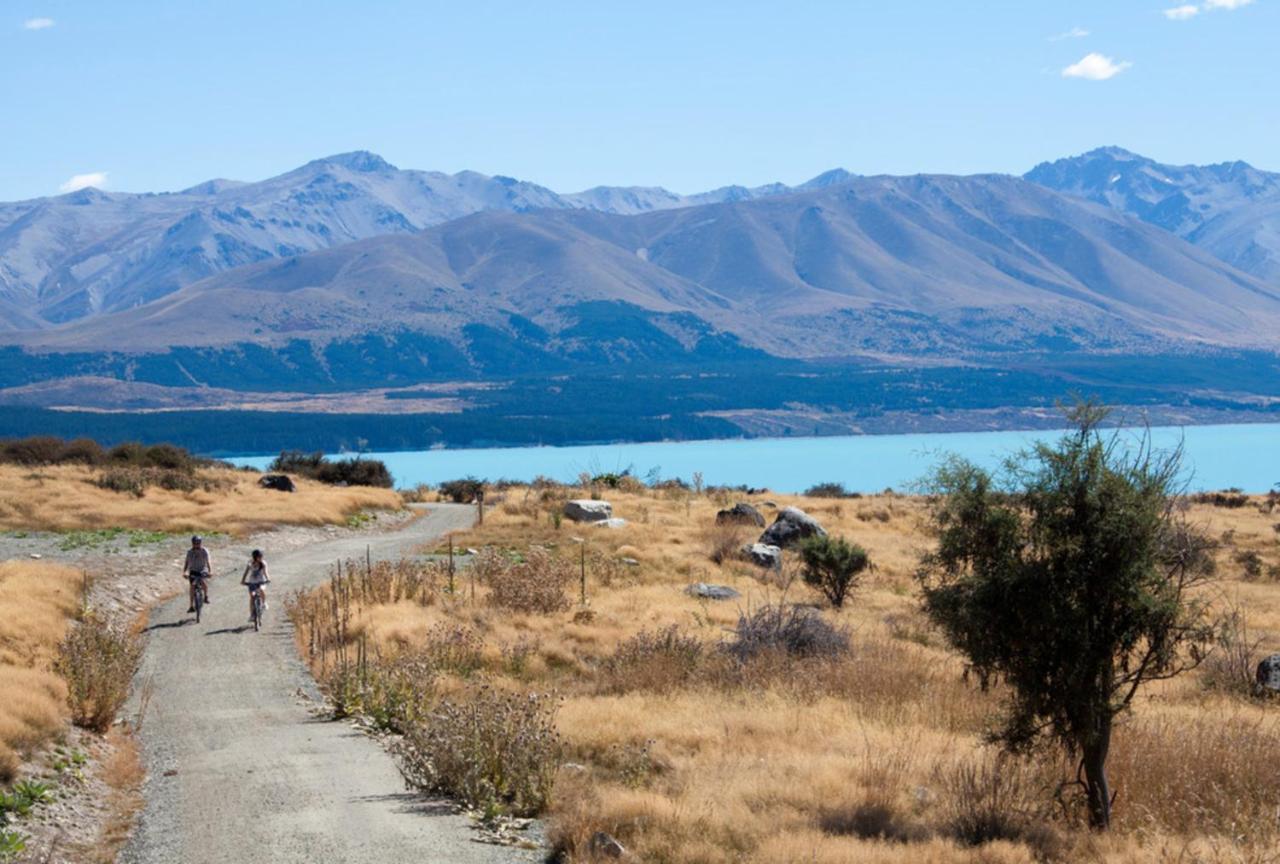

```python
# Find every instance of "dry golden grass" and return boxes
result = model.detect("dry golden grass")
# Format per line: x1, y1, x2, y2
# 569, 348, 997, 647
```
0, 463, 402, 534
0, 560, 83, 780
291, 486, 1280, 864
87, 728, 146, 864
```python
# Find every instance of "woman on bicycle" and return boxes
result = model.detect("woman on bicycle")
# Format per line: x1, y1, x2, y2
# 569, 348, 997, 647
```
241, 549, 270, 623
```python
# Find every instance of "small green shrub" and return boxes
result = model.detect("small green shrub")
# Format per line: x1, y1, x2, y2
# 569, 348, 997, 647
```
799, 534, 870, 608
804, 481, 861, 499
0, 828, 25, 862
269, 450, 393, 488
439, 477, 486, 503
395, 687, 561, 817
56, 614, 146, 733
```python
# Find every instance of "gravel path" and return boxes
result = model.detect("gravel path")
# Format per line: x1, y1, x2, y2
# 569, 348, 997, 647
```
120, 504, 535, 864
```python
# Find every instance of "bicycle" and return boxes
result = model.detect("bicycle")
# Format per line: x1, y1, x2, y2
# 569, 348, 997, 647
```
249, 584, 266, 632
189, 572, 209, 623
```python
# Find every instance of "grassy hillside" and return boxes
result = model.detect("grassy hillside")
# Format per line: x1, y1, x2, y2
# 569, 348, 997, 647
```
288, 484, 1280, 863
0, 464, 401, 535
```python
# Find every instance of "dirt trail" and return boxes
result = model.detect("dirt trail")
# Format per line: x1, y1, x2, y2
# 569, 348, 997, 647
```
121, 504, 534, 864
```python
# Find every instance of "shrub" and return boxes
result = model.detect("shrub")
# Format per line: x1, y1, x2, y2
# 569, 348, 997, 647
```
420, 623, 484, 677
268, 450, 393, 488
485, 548, 572, 614
56, 614, 146, 733
702, 521, 748, 566
599, 626, 705, 694
725, 604, 849, 661
818, 801, 930, 843
1191, 490, 1250, 508
395, 687, 561, 817
59, 437, 105, 465
934, 753, 1059, 856
799, 534, 870, 608
0, 436, 68, 465
1200, 609, 1266, 697
804, 481, 860, 499
1234, 549, 1266, 581
269, 450, 326, 474
439, 477, 486, 503
94, 467, 148, 497
315, 457, 392, 488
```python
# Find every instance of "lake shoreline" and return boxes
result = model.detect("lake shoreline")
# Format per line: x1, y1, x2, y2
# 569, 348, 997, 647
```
232, 421, 1280, 495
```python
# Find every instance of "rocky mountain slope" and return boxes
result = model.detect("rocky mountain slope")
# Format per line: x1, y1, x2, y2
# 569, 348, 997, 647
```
13, 173, 1280, 366
1026, 147, 1280, 283
0, 153, 844, 331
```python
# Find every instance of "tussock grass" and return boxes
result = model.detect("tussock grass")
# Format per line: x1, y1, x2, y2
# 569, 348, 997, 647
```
287, 487, 1280, 863
0, 561, 83, 781
0, 464, 401, 534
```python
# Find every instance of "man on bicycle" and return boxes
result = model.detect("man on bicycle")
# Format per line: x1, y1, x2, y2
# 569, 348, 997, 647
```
183, 535, 213, 613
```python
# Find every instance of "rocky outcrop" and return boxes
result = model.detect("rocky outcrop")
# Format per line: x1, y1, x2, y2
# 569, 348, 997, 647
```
258, 474, 296, 492
716, 502, 765, 528
742, 543, 782, 569
685, 582, 741, 600
565, 500, 613, 522
1257, 654, 1280, 693
758, 507, 826, 548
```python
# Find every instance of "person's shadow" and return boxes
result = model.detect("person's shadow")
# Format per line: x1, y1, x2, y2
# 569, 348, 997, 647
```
142, 619, 193, 632
205, 625, 253, 635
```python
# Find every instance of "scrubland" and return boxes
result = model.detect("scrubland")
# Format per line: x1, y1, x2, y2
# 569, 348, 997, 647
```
0, 464, 401, 535
287, 483, 1280, 864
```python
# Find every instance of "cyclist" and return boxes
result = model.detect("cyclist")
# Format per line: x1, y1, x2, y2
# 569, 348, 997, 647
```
183, 535, 213, 613
241, 549, 270, 623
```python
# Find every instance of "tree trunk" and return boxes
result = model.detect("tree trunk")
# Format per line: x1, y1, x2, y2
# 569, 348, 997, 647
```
1082, 718, 1113, 830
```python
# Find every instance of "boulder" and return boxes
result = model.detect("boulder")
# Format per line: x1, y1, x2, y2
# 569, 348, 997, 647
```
258, 474, 296, 493
595, 517, 628, 529
589, 832, 627, 859
565, 499, 613, 523
716, 502, 765, 528
742, 543, 783, 570
685, 582, 741, 601
1257, 654, 1280, 693
759, 507, 826, 548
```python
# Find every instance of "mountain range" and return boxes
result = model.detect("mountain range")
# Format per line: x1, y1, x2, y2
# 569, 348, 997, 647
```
2, 147, 1280, 445
0, 152, 853, 331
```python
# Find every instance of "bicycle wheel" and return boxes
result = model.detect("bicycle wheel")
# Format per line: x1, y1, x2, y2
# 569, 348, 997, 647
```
194, 582, 203, 623
253, 594, 262, 631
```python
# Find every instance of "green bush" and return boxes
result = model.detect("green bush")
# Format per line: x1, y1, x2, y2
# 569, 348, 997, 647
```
268, 450, 393, 488
804, 481, 861, 499
799, 535, 870, 608
439, 477, 486, 503
315, 457, 392, 488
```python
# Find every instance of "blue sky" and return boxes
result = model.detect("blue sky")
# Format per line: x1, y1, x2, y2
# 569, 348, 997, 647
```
1, 1, 1276, 200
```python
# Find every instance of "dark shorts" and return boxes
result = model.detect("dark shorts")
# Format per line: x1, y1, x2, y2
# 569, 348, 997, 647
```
246, 583, 267, 594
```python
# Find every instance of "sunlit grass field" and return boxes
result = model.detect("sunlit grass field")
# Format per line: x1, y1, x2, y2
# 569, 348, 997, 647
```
292, 483, 1280, 863
0, 560, 83, 781
0, 464, 402, 535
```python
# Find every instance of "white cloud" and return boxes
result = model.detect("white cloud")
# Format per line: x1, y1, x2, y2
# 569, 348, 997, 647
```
59, 172, 108, 193
1164, 0, 1256, 18
22, 17, 55, 30
1049, 26, 1090, 41
1062, 53, 1133, 81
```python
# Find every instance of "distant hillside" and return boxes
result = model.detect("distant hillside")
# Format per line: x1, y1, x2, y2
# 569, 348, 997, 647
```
0, 153, 828, 331
10, 173, 1280, 375
1026, 147, 1280, 283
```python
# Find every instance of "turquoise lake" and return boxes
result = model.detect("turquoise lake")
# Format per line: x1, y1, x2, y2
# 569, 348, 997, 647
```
235, 422, 1280, 494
